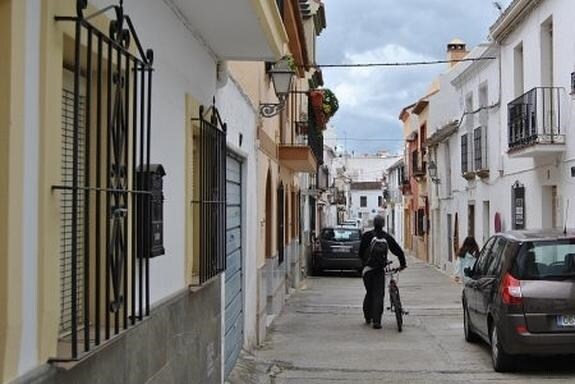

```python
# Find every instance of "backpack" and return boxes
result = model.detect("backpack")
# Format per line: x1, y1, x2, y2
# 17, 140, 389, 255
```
366, 236, 388, 269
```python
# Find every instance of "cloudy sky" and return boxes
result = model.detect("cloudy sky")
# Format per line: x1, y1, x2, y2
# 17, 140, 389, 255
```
317, 0, 512, 155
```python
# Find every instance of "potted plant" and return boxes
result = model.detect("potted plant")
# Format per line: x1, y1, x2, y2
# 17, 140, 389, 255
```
321, 88, 339, 120
309, 88, 338, 129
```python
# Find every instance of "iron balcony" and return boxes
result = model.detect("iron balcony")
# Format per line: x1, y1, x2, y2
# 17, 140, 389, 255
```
507, 87, 566, 157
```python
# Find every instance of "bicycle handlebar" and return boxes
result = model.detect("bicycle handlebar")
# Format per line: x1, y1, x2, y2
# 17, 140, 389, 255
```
384, 260, 404, 273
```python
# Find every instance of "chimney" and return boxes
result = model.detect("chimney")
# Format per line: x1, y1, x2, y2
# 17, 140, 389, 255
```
447, 38, 468, 68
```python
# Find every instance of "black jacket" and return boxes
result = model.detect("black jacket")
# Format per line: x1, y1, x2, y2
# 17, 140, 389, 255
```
359, 229, 406, 269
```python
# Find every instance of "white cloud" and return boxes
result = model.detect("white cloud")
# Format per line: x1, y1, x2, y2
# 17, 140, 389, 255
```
317, 0, 505, 154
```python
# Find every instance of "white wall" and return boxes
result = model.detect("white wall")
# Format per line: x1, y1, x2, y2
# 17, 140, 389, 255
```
350, 189, 384, 228
497, 0, 575, 230
96, 0, 219, 303
429, 0, 575, 275
344, 155, 401, 182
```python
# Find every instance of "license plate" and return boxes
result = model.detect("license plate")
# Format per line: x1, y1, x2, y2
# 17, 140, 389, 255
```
557, 315, 575, 327
333, 247, 351, 253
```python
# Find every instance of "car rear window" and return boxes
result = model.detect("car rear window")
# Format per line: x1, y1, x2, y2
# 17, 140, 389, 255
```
321, 228, 360, 241
512, 239, 575, 280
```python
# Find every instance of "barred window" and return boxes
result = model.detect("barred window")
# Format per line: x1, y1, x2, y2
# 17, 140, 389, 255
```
473, 127, 482, 171
192, 104, 227, 284
54, 2, 156, 360
461, 134, 469, 174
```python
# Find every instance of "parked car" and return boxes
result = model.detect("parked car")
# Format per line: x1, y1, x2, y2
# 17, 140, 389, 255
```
312, 227, 362, 275
462, 230, 575, 372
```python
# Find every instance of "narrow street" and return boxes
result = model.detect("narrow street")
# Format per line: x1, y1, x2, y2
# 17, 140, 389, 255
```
228, 257, 575, 384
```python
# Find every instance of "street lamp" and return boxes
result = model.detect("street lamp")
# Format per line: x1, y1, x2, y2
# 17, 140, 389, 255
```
260, 57, 296, 118
428, 160, 441, 184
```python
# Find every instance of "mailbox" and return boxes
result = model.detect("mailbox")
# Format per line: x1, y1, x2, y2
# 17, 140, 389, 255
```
138, 164, 166, 257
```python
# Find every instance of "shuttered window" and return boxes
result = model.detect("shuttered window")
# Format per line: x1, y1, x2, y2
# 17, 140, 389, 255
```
60, 83, 86, 336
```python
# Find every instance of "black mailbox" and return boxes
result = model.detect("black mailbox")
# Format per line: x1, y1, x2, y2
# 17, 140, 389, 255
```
137, 164, 166, 258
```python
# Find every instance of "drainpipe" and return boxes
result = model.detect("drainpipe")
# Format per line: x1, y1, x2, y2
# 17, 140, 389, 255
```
495, 39, 504, 176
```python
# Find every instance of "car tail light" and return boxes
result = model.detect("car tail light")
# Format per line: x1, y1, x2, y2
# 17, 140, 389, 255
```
515, 325, 528, 335
501, 272, 523, 305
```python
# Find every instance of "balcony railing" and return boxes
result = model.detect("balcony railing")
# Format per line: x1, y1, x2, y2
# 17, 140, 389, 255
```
508, 87, 565, 153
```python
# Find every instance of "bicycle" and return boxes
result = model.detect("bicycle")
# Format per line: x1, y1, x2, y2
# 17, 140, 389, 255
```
385, 261, 408, 332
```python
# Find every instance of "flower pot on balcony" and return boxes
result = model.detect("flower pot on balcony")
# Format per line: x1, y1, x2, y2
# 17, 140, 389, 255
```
314, 109, 327, 129
310, 90, 323, 109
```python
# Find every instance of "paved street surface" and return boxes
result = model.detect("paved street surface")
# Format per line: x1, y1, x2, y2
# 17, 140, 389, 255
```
227, 257, 575, 383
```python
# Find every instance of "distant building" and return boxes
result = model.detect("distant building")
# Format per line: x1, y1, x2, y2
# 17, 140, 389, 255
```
350, 181, 385, 228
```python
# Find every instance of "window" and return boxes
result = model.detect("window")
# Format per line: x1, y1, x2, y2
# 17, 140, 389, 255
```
445, 141, 452, 195
465, 94, 474, 131
53, 3, 156, 359
514, 42, 524, 97
512, 239, 575, 280
473, 127, 483, 171
486, 238, 509, 276
416, 208, 426, 236
468, 204, 475, 238
474, 236, 496, 276
411, 150, 420, 174
461, 134, 469, 174
360, 196, 367, 207
193, 104, 228, 279
320, 228, 361, 241
540, 17, 553, 87
378, 195, 383, 207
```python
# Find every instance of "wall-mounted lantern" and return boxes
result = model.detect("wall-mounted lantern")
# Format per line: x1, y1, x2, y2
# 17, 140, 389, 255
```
427, 160, 441, 184
259, 57, 296, 118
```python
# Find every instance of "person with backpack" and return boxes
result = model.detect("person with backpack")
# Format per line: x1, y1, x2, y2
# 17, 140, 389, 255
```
359, 215, 406, 329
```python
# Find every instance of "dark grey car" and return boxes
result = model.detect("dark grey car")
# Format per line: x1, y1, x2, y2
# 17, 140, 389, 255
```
312, 227, 362, 274
462, 230, 575, 372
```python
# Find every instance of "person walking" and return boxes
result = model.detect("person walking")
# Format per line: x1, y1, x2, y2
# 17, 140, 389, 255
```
454, 236, 479, 283
359, 215, 406, 329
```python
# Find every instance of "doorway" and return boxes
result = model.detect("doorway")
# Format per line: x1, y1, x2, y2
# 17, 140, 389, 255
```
482, 201, 490, 245
542, 185, 558, 229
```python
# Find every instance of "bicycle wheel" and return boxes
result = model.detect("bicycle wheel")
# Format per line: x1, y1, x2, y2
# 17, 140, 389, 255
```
389, 284, 403, 332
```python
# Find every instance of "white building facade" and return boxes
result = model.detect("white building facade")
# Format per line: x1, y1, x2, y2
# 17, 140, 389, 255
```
427, 0, 575, 274
384, 158, 405, 247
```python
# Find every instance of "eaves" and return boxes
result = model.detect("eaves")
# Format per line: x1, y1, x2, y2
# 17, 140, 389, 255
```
427, 121, 459, 147
450, 44, 498, 88
489, 0, 543, 42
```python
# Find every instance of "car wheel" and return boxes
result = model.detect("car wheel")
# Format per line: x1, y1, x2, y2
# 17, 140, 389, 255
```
463, 303, 479, 343
490, 324, 514, 372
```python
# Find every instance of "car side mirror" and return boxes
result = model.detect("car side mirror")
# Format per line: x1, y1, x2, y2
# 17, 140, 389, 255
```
464, 267, 474, 278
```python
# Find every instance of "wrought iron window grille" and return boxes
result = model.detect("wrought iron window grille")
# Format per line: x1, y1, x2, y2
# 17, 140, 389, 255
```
52, 0, 155, 361
191, 101, 228, 284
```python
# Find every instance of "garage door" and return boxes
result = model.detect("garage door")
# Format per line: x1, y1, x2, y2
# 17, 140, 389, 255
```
224, 154, 243, 377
